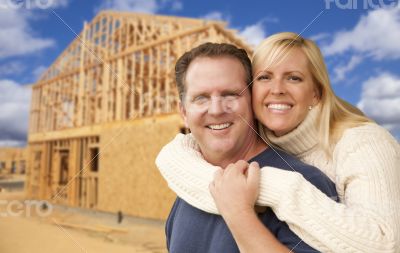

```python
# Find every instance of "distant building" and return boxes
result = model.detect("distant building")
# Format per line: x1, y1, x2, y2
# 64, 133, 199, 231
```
26, 11, 251, 220
0, 147, 27, 175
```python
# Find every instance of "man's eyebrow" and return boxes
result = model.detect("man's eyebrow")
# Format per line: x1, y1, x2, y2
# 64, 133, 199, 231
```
221, 89, 242, 95
187, 92, 209, 98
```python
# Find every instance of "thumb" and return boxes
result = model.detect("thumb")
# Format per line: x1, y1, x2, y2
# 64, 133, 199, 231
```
247, 161, 260, 186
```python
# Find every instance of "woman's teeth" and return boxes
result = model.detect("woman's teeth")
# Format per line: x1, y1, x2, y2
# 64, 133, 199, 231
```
268, 104, 292, 110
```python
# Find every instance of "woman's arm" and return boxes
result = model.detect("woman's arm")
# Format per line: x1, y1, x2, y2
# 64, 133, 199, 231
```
156, 130, 400, 252
156, 133, 219, 213
209, 161, 291, 253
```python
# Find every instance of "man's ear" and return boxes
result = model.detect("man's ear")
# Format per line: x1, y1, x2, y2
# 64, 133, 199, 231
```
179, 101, 189, 128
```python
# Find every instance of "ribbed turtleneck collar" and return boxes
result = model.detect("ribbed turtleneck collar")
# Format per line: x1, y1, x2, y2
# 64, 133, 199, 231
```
262, 105, 320, 156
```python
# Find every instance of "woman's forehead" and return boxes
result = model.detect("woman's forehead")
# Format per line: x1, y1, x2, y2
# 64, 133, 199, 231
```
254, 48, 310, 73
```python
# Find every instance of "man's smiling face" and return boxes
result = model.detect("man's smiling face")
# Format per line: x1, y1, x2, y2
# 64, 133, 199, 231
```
180, 56, 255, 161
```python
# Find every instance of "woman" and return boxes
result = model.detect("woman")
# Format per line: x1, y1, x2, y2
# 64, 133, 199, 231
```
156, 32, 400, 252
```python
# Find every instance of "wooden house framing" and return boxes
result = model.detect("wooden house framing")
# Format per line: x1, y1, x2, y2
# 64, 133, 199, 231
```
0, 148, 27, 175
26, 11, 251, 219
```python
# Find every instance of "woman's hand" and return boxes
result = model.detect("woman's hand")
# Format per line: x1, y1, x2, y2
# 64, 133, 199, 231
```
209, 160, 261, 219
209, 161, 291, 253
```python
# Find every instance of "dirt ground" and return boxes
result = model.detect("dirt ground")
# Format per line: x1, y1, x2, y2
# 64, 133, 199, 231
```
0, 189, 168, 253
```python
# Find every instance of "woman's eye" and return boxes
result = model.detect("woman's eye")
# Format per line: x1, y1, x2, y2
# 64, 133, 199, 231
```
288, 75, 302, 82
256, 75, 270, 81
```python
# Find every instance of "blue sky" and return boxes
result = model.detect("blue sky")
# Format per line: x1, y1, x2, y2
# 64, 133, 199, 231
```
0, 0, 399, 146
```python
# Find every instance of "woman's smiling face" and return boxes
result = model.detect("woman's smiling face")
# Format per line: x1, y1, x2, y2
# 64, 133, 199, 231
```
252, 48, 319, 136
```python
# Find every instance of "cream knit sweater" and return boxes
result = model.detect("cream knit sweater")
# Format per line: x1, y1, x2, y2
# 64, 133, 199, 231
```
156, 108, 400, 253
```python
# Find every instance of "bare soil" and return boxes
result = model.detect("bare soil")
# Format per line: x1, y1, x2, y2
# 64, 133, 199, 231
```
0, 189, 168, 253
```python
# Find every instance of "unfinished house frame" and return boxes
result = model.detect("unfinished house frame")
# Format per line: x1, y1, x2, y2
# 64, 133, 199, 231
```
0, 148, 27, 175
27, 11, 252, 219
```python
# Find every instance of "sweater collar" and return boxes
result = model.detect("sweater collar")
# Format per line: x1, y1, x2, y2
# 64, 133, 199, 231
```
262, 105, 320, 156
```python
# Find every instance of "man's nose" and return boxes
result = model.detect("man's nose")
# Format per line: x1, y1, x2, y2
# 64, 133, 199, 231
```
208, 96, 225, 115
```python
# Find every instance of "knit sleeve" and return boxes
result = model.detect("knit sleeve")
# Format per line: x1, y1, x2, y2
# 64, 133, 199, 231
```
155, 130, 400, 252
156, 133, 220, 213
265, 125, 400, 252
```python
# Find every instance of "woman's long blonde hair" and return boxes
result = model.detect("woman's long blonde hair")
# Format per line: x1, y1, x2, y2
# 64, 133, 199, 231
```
252, 32, 373, 154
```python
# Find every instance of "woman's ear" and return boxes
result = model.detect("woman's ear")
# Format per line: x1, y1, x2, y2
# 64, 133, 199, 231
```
312, 86, 321, 106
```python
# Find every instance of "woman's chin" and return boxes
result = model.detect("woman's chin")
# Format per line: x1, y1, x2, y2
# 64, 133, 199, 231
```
263, 122, 291, 137
272, 130, 287, 137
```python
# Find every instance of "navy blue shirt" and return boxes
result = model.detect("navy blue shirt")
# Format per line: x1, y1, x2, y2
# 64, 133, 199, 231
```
166, 148, 337, 253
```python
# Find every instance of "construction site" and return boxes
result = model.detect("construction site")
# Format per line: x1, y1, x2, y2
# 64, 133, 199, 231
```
0, 148, 27, 175
24, 10, 251, 220
0, 11, 252, 253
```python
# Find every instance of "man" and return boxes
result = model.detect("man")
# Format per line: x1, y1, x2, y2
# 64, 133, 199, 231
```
163, 42, 336, 252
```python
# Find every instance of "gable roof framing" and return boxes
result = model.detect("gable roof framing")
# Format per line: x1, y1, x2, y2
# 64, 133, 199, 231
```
29, 11, 252, 134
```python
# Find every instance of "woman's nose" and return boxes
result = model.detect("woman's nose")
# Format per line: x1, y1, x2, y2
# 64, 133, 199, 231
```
270, 79, 286, 95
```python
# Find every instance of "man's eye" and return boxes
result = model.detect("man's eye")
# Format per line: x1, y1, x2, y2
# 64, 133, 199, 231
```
193, 95, 208, 103
224, 93, 239, 99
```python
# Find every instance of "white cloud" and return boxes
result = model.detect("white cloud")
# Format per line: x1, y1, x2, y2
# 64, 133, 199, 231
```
48, 0, 69, 8
201, 14, 268, 47
357, 73, 400, 133
310, 32, 330, 42
0, 80, 31, 147
168, 0, 183, 11
200, 13, 268, 47
381, 123, 400, 136
238, 21, 266, 47
32, 65, 48, 81
29, 0, 69, 9
262, 16, 279, 23
0, 61, 26, 76
201, 11, 231, 22
333, 55, 363, 82
0, 9, 55, 59
96, 0, 183, 13
0, 140, 27, 147
0, 0, 68, 10
322, 7, 400, 60
97, 0, 158, 13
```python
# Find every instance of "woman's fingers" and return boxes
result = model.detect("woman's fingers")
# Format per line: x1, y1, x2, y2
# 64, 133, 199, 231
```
210, 167, 223, 194
225, 160, 249, 176
214, 167, 224, 180
209, 160, 261, 217
247, 161, 260, 185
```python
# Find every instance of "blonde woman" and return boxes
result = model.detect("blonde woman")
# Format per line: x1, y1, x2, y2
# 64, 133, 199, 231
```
156, 32, 400, 252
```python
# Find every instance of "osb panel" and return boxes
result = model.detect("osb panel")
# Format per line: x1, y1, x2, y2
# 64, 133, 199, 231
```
98, 114, 182, 220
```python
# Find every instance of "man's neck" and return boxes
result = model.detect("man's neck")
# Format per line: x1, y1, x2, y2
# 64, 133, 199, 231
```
203, 136, 267, 169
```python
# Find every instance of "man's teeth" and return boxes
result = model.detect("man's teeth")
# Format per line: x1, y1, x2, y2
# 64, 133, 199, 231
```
268, 104, 292, 110
208, 123, 231, 130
